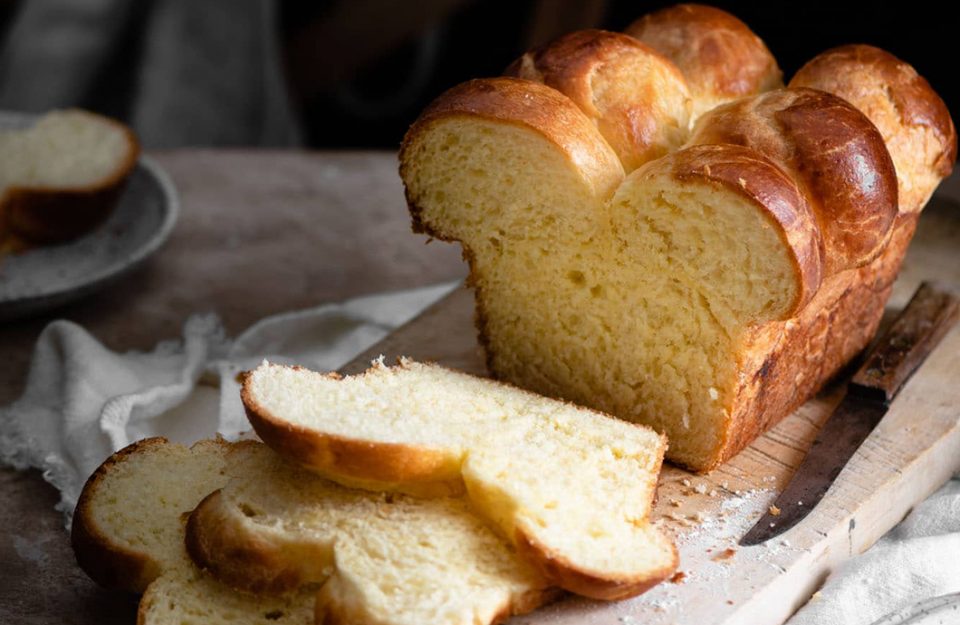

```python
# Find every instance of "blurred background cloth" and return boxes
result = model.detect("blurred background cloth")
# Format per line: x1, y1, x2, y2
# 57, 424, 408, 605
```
0, 0, 302, 147
0, 0, 954, 150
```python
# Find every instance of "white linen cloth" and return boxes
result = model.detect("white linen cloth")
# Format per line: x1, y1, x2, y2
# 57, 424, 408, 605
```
0, 279, 956, 624
0, 281, 456, 518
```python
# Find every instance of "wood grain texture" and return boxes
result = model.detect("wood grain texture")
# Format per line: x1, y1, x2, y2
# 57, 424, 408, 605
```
850, 282, 960, 403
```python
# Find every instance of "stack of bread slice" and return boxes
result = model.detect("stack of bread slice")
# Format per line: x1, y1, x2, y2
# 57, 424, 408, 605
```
73, 358, 674, 625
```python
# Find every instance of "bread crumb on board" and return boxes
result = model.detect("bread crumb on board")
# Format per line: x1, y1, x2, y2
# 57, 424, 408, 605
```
769, 504, 781, 516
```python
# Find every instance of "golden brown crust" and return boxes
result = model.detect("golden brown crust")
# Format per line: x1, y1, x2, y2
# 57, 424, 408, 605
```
634, 143, 824, 314
186, 490, 310, 595
1, 118, 139, 244
71, 437, 169, 594
400, 77, 624, 220
625, 3, 781, 109
699, 212, 918, 470
790, 44, 957, 214
688, 88, 899, 275
513, 527, 677, 601
504, 29, 690, 171
397, 26, 949, 474
242, 370, 465, 496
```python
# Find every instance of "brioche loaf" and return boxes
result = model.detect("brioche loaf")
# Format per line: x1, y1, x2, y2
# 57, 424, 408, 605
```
399, 5, 955, 470
0, 109, 139, 244
71, 438, 315, 625
242, 358, 676, 600
74, 437, 559, 625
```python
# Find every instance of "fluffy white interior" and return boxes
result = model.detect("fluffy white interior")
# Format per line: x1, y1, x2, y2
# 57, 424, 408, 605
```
84, 441, 315, 625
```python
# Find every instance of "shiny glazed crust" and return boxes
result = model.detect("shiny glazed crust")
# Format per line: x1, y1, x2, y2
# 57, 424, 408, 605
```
635, 143, 824, 314
505, 29, 691, 171
790, 44, 957, 214
688, 88, 899, 274
624, 3, 782, 105
403, 77, 624, 204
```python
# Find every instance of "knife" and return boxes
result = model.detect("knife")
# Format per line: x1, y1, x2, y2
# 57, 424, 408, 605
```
739, 281, 960, 546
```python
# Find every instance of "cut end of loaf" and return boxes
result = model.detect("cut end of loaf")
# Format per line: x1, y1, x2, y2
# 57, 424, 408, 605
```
402, 97, 818, 469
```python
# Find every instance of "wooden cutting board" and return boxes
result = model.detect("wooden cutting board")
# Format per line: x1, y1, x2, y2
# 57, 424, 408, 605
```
340, 196, 960, 625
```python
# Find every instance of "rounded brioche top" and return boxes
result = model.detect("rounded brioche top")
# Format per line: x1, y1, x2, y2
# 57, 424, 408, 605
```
505, 29, 691, 172
790, 44, 957, 214
688, 87, 898, 274
404, 77, 624, 203
625, 3, 782, 116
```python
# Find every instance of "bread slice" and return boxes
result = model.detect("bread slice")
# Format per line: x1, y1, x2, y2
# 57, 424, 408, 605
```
242, 358, 678, 600
0, 109, 139, 243
74, 437, 557, 625
185, 441, 559, 625
71, 437, 315, 625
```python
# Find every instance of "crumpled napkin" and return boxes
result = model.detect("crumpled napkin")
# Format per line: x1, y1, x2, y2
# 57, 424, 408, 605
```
0, 278, 956, 624
0, 281, 457, 519
787, 476, 960, 625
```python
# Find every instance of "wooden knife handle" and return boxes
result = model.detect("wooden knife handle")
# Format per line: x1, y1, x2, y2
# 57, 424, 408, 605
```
850, 282, 960, 405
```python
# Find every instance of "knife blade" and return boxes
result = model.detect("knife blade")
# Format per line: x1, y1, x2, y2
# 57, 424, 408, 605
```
740, 282, 960, 546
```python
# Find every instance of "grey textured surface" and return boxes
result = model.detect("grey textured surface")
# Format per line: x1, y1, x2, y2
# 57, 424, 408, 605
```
0, 149, 466, 624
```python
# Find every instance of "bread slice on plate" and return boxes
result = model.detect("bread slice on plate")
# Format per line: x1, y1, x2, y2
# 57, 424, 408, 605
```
0, 109, 139, 243
73, 436, 558, 625
71, 437, 315, 625
186, 440, 559, 625
242, 358, 677, 600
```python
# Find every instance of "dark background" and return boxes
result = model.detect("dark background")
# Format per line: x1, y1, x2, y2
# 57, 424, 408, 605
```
2, 0, 954, 149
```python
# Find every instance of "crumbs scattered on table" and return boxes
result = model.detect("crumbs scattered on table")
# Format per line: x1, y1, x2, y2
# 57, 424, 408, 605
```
713, 548, 737, 562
